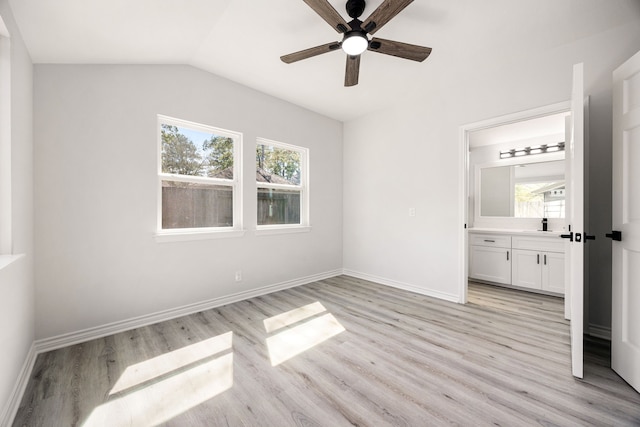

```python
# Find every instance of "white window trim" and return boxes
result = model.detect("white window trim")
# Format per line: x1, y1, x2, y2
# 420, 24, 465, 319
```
0, 253, 25, 270
255, 224, 311, 236
155, 115, 243, 242
154, 228, 245, 243
0, 20, 12, 259
256, 137, 310, 232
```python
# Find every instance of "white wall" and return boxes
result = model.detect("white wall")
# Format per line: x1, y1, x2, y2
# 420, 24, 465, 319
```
0, 0, 34, 421
343, 1, 640, 331
34, 65, 343, 340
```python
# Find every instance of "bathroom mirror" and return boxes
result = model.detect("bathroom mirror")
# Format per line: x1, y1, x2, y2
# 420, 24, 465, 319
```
478, 160, 565, 218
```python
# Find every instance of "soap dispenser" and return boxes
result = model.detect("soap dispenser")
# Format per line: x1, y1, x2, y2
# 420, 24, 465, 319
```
542, 217, 548, 231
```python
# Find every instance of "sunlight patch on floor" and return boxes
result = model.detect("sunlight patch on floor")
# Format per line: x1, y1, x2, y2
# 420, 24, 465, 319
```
263, 301, 327, 333
110, 331, 233, 395
82, 332, 233, 426
265, 302, 345, 366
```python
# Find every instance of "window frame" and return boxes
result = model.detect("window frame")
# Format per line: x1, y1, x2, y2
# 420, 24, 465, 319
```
255, 137, 310, 235
0, 20, 13, 259
155, 115, 243, 242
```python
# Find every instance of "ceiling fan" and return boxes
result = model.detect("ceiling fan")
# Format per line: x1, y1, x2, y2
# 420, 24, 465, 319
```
281, 0, 432, 87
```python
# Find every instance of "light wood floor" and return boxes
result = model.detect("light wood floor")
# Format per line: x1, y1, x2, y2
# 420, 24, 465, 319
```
14, 276, 640, 426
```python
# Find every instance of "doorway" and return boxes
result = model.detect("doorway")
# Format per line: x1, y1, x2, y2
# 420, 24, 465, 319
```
459, 102, 571, 306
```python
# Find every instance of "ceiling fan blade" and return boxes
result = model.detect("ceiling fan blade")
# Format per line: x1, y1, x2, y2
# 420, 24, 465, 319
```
361, 0, 413, 35
303, 0, 351, 33
368, 37, 432, 62
345, 55, 361, 87
281, 42, 341, 64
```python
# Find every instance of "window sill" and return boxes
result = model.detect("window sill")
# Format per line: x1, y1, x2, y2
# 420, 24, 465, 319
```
0, 254, 25, 271
154, 229, 245, 243
255, 225, 311, 236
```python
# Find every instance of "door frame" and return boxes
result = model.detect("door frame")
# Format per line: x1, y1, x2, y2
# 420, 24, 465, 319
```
458, 101, 571, 304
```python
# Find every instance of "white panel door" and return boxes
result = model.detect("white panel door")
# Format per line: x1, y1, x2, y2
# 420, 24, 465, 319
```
564, 115, 572, 320
611, 49, 640, 393
563, 63, 585, 378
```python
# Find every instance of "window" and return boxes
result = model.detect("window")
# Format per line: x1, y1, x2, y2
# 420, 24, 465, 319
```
256, 138, 308, 230
157, 116, 242, 238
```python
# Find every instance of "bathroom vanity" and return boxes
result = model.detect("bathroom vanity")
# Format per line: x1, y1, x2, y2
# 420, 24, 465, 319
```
468, 228, 565, 295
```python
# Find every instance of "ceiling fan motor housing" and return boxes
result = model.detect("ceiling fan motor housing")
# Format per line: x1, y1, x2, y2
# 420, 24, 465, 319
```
346, 0, 366, 19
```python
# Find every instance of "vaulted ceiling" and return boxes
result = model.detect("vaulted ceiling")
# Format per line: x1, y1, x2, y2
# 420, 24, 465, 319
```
8, 0, 640, 121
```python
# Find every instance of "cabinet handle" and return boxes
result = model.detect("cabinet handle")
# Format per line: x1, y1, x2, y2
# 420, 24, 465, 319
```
484, 239, 495, 243
507, 251, 509, 261
537, 254, 540, 264
544, 254, 547, 265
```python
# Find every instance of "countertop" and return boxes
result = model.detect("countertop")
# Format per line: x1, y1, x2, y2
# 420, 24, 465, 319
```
468, 227, 564, 237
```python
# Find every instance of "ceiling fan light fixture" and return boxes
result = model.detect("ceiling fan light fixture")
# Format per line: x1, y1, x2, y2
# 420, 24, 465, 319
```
280, 0, 432, 86
341, 32, 368, 56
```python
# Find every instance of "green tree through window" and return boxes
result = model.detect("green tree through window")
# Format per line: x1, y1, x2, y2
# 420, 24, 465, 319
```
161, 125, 235, 178
204, 136, 234, 176
161, 124, 203, 176
256, 145, 301, 184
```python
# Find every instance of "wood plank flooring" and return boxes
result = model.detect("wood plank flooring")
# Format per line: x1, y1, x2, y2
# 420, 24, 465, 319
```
13, 276, 640, 426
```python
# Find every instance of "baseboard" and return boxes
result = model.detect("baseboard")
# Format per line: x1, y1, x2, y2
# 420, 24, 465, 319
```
588, 323, 611, 341
342, 269, 460, 303
33, 269, 460, 354
35, 269, 343, 354
0, 342, 37, 427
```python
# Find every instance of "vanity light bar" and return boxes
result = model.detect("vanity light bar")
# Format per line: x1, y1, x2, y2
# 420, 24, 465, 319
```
499, 142, 565, 159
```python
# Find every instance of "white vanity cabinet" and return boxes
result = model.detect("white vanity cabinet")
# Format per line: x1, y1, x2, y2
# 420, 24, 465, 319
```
511, 236, 565, 294
468, 230, 565, 295
469, 233, 511, 285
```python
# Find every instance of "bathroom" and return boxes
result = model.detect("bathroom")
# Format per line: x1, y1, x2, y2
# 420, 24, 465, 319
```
466, 111, 570, 297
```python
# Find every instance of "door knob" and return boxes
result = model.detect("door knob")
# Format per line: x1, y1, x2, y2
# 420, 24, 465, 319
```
605, 230, 622, 241
560, 231, 574, 242
584, 232, 596, 241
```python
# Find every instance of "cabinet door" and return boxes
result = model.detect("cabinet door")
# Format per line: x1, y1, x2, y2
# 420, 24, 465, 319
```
512, 249, 542, 290
469, 246, 511, 284
542, 251, 565, 294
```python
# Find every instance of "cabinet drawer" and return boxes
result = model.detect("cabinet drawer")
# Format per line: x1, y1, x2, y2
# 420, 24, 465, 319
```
470, 234, 511, 248
512, 235, 564, 253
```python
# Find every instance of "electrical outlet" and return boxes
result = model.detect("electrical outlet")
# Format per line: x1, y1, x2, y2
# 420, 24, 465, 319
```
235, 271, 242, 282
409, 208, 416, 217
